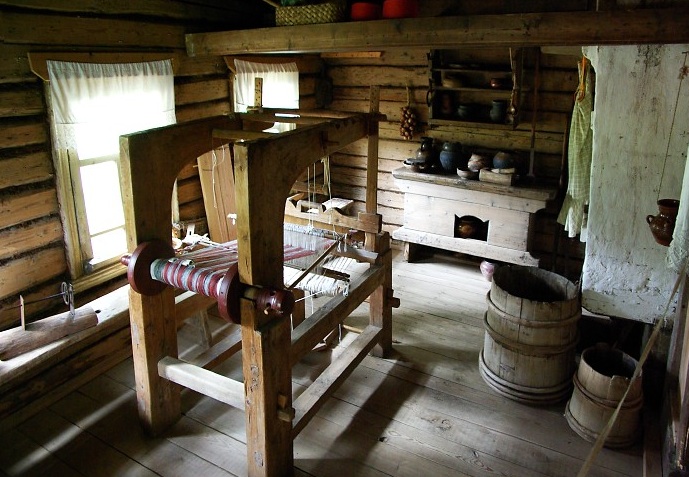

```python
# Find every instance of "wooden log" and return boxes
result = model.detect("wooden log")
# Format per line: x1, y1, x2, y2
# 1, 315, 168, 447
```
175, 100, 231, 123
0, 151, 54, 190
0, 117, 49, 149
0, 86, 43, 118
0, 247, 67, 301
1, 11, 185, 48
0, 305, 98, 361
0, 216, 62, 261
186, 8, 689, 56
175, 77, 229, 106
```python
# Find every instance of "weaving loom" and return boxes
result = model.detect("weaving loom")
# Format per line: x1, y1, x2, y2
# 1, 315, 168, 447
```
119, 99, 395, 477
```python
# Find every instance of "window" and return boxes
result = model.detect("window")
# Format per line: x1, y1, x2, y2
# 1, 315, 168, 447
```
233, 59, 299, 132
47, 60, 175, 285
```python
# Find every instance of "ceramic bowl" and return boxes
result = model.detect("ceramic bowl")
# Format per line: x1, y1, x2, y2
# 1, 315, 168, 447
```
457, 168, 478, 180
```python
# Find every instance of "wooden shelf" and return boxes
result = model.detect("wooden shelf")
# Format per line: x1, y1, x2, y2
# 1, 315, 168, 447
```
185, 8, 689, 56
433, 67, 512, 75
428, 118, 514, 129
434, 86, 512, 94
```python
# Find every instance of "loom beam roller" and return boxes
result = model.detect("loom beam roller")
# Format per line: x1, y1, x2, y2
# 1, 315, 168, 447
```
121, 240, 294, 324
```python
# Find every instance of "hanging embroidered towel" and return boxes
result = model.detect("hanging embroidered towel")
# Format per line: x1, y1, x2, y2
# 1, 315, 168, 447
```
558, 57, 593, 239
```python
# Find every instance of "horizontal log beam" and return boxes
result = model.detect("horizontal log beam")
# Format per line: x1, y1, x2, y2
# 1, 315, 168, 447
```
186, 8, 689, 56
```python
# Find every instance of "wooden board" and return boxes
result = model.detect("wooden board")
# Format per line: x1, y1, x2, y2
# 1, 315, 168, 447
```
393, 226, 540, 266
186, 8, 689, 56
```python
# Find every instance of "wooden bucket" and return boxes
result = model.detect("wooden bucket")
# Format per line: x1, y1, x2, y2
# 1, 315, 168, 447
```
479, 265, 580, 404
565, 343, 643, 448
485, 292, 579, 346
490, 265, 580, 322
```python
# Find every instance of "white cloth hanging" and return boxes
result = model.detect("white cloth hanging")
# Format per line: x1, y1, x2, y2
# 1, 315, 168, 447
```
667, 142, 689, 272
558, 56, 593, 240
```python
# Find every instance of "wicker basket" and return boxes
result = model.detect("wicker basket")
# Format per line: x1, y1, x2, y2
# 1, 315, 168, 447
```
276, 1, 346, 26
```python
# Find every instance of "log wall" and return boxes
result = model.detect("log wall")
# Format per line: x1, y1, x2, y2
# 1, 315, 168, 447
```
0, 1, 275, 329
323, 48, 586, 280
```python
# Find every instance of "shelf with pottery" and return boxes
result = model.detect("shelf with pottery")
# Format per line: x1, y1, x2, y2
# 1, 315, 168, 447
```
428, 48, 522, 130
391, 167, 557, 266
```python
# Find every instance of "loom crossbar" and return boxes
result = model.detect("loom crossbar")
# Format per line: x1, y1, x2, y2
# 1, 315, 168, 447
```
158, 356, 245, 410
292, 324, 382, 437
290, 264, 385, 366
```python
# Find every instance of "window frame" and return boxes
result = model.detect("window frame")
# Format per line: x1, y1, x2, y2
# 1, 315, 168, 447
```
30, 52, 178, 290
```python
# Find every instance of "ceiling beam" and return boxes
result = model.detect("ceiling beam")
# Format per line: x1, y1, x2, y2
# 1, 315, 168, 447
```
186, 8, 689, 56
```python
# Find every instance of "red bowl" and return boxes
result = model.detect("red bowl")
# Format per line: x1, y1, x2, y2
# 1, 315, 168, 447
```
382, 0, 419, 19
351, 2, 382, 21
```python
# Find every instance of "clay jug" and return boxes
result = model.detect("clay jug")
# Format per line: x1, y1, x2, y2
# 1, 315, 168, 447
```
414, 136, 436, 166
646, 198, 680, 246
439, 141, 464, 173
490, 100, 508, 123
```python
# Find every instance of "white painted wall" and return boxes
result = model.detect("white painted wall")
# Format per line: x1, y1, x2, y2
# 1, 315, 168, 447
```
582, 44, 689, 323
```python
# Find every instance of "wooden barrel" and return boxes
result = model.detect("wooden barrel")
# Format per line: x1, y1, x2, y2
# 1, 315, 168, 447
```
485, 292, 579, 346
479, 265, 580, 405
565, 343, 643, 448
489, 265, 580, 322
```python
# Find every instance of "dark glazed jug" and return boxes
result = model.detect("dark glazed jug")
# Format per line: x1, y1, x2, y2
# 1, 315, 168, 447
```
439, 141, 463, 172
415, 136, 434, 161
646, 198, 680, 246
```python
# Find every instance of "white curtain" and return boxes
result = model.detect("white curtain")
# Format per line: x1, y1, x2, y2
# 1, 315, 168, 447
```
47, 60, 175, 264
48, 60, 176, 156
233, 59, 299, 112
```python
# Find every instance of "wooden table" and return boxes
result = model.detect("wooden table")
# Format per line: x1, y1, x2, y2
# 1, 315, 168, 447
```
392, 168, 557, 266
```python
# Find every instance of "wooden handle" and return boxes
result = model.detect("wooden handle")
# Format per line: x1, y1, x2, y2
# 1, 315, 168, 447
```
261, 0, 280, 8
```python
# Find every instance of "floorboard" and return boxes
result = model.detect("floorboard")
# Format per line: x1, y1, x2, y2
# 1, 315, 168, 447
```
0, 251, 644, 477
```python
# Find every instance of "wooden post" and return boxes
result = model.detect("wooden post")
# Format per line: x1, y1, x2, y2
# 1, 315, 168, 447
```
241, 302, 294, 477
233, 143, 294, 477
365, 86, 380, 252
120, 116, 238, 436
369, 232, 393, 358
129, 288, 180, 435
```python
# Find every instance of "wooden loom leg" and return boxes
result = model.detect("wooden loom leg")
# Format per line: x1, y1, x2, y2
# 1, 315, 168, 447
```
370, 232, 393, 358
129, 288, 181, 436
241, 300, 294, 477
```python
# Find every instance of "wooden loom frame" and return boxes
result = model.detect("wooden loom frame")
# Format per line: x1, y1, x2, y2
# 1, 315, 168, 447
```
119, 98, 393, 477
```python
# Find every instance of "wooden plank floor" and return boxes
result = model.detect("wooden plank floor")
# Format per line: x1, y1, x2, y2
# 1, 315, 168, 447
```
0, 251, 644, 477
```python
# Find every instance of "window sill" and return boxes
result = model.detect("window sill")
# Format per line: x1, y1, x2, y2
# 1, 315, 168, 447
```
72, 261, 126, 294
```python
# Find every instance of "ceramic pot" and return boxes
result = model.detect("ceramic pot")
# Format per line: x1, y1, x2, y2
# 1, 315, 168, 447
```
382, 0, 419, 18
414, 136, 436, 165
647, 198, 680, 246
457, 104, 476, 120
492, 151, 515, 170
351, 2, 382, 20
457, 218, 479, 239
480, 260, 496, 282
490, 100, 508, 123
439, 142, 463, 173
467, 153, 490, 172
